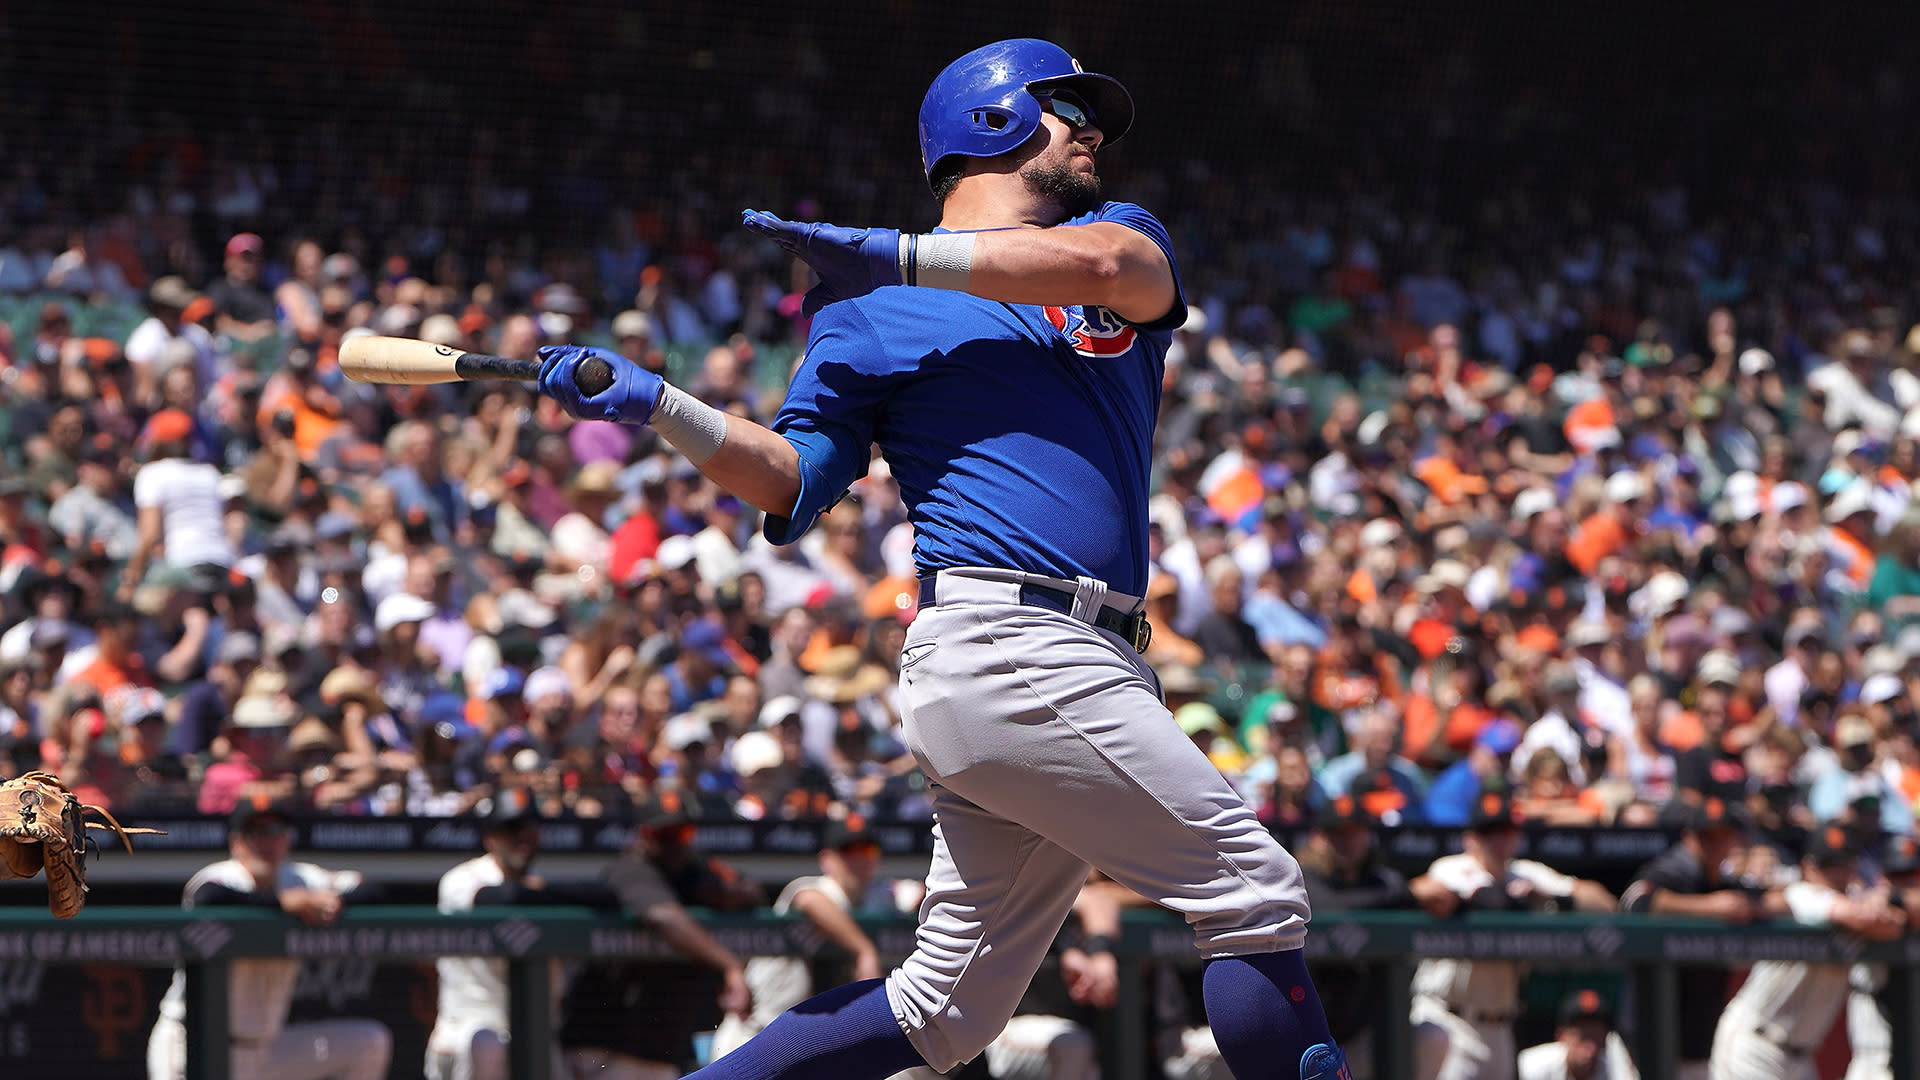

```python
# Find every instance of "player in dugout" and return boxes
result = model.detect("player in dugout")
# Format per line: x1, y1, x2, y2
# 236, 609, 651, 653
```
534, 36, 1350, 1080
426, 793, 563, 1080
1406, 791, 1615, 1080
146, 798, 392, 1080
1707, 824, 1906, 1080
1616, 798, 1762, 1080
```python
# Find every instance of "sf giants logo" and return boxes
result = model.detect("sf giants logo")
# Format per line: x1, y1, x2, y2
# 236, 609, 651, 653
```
82, 966, 145, 1058
1045, 305, 1136, 358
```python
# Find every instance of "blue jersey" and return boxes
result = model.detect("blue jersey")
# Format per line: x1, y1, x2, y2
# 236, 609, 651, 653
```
765, 201, 1186, 598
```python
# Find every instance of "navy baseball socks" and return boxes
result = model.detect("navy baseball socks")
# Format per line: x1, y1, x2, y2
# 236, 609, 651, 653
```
1203, 948, 1351, 1080
680, 979, 925, 1080
684, 957, 1347, 1080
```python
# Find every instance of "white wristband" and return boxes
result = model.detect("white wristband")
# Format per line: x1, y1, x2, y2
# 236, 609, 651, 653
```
648, 384, 728, 466
897, 232, 975, 293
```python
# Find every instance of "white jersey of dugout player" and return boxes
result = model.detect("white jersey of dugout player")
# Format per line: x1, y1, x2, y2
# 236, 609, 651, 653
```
1845, 964, 1891, 1080
1708, 880, 1862, 1080
1411, 852, 1586, 1080
425, 854, 566, 1080
1412, 853, 1583, 1012
148, 858, 389, 1080
1517, 1034, 1639, 1080
712, 873, 920, 1058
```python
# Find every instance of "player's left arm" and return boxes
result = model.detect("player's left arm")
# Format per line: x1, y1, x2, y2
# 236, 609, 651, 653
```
964, 221, 1177, 325
744, 203, 1184, 327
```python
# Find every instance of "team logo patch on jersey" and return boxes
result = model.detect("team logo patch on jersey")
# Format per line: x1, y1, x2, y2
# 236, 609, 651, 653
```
1045, 305, 1137, 358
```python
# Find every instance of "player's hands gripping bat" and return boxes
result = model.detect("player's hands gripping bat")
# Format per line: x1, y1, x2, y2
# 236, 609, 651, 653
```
340, 335, 616, 397
536, 345, 664, 425
742, 210, 902, 316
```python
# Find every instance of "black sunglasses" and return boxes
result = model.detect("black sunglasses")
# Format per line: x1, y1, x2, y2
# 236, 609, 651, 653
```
1039, 92, 1096, 133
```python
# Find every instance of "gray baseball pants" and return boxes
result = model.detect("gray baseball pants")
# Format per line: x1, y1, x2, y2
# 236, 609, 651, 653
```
885, 568, 1311, 1073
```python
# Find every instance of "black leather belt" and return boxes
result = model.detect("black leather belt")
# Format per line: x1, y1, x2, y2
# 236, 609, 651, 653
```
919, 578, 1153, 653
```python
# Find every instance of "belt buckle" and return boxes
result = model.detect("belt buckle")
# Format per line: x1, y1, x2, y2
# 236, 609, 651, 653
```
1128, 615, 1152, 654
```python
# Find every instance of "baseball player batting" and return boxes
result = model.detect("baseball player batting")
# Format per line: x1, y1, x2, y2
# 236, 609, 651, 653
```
535, 38, 1348, 1080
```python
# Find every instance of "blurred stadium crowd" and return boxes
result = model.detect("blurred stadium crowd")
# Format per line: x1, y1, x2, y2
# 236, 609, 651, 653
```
3, 8, 1920, 868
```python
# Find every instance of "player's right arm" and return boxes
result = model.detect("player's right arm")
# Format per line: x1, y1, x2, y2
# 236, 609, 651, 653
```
537, 307, 884, 544
535, 344, 802, 517
698, 420, 804, 523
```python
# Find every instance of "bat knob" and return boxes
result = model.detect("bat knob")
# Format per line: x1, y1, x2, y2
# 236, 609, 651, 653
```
574, 357, 616, 397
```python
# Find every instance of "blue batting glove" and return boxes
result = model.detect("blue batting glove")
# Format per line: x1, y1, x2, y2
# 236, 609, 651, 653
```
742, 209, 900, 314
536, 345, 662, 425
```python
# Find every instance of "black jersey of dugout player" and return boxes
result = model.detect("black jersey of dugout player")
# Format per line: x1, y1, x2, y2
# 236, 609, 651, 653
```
1621, 843, 1764, 1062
558, 851, 733, 1066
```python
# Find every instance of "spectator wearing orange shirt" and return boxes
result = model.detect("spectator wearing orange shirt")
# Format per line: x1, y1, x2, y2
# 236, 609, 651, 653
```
258, 347, 347, 462
1413, 432, 1490, 508
1566, 471, 1649, 578
71, 604, 154, 700
1821, 483, 1878, 595
1401, 645, 1497, 769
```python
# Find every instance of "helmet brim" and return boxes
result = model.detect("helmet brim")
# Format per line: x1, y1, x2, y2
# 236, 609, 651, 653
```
1029, 72, 1134, 148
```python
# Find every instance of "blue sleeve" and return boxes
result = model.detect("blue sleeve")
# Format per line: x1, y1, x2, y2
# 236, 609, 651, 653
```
1423, 764, 1475, 827
1085, 201, 1187, 332
1804, 773, 1842, 822
761, 302, 895, 545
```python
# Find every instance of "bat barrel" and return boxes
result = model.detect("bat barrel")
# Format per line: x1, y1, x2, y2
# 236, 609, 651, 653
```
339, 336, 538, 385
338, 335, 609, 395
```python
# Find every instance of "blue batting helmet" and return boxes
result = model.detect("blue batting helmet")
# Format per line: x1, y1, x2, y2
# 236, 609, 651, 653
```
917, 39, 1135, 186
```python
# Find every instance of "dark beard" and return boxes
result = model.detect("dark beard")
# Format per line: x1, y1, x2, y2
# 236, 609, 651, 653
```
1021, 159, 1101, 218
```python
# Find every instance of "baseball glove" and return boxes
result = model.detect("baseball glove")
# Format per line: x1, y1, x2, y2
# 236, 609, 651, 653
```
0, 772, 163, 918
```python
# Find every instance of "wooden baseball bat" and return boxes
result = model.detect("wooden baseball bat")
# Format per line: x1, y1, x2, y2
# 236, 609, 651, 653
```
339, 336, 615, 396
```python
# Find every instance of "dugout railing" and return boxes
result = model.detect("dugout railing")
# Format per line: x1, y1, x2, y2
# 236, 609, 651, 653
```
10, 907, 1914, 1080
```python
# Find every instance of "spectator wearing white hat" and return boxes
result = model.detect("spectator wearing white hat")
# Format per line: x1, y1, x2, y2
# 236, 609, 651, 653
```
1768, 480, 1813, 537
373, 591, 438, 721
523, 665, 577, 733
610, 309, 664, 373
1823, 481, 1878, 594
1565, 470, 1649, 579
1563, 618, 1633, 739
1806, 329, 1901, 439
1510, 487, 1558, 527
691, 492, 749, 586
731, 728, 790, 820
